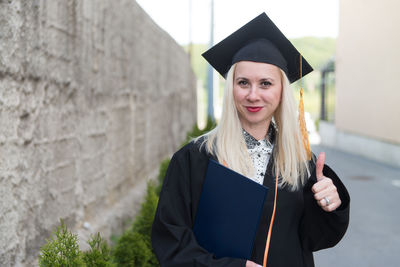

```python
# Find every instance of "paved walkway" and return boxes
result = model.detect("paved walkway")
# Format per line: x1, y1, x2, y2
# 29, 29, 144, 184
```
311, 145, 400, 267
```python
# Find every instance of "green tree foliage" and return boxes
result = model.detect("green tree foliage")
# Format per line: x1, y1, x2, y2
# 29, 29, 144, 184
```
184, 116, 216, 145
132, 182, 159, 266
184, 43, 208, 87
290, 37, 336, 70
82, 233, 115, 267
39, 220, 84, 267
113, 182, 159, 267
112, 231, 152, 267
156, 158, 171, 196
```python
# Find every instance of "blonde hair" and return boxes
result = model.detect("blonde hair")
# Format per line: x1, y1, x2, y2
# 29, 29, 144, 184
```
196, 63, 310, 190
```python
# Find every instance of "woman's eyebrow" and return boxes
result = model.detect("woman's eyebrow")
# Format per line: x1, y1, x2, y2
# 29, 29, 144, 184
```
235, 76, 275, 82
260, 77, 275, 82
235, 77, 249, 81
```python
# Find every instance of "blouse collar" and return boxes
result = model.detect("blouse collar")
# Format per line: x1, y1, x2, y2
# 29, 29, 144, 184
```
242, 123, 276, 149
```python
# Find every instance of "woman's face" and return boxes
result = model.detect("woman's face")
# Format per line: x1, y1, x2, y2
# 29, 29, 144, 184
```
233, 61, 282, 132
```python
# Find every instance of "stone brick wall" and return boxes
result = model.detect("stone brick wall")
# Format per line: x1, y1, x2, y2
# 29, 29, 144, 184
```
0, 1, 196, 265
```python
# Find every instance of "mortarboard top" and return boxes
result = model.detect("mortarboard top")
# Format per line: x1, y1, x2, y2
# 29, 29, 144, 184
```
202, 12, 313, 83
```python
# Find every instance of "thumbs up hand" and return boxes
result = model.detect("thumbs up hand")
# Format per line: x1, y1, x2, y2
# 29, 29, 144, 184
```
311, 152, 342, 212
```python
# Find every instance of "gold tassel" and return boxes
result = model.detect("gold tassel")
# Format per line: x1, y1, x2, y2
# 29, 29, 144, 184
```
299, 54, 311, 160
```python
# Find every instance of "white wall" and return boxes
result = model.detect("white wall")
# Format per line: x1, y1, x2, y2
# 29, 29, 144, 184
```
336, 0, 400, 144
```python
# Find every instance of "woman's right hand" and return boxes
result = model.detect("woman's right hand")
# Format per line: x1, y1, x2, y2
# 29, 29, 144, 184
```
246, 260, 262, 267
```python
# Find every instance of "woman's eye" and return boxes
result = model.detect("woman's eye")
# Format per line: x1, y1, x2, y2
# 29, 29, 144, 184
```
238, 80, 248, 86
261, 81, 272, 87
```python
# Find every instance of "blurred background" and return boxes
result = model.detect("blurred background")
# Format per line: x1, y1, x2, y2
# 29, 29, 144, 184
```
0, 0, 399, 266
138, 0, 339, 134
137, 0, 400, 167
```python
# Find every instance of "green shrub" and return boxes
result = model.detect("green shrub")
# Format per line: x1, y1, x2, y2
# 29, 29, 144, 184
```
38, 123, 210, 266
133, 182, 159, 266
113, 182, 160, 267
157, 119, 214, 196
133, 182, 159, 238
156, 158, 171, 196
82, 233, 115, 267
39, 220, 84, 267
203, 116, 217, 132
113, 231, 151, 267
183, 116, 216, 146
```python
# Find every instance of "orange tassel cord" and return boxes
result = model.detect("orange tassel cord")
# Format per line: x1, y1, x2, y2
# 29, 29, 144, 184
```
298, 54, 311, 160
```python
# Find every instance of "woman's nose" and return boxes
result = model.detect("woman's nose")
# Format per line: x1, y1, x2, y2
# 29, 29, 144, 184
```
246, 86, 259, 102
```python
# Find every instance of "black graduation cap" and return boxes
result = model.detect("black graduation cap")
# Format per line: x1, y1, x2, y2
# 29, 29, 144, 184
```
202, 12, 313, 83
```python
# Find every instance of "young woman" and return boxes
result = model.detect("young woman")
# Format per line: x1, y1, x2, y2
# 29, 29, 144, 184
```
151, 13, 350, 267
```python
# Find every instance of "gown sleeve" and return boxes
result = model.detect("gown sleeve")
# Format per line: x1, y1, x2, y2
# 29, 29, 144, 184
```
151, 149, 247, 267
300, 163, 350, 253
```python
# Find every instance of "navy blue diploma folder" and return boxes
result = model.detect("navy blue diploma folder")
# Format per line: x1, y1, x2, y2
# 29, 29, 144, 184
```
193, 159, 268, 259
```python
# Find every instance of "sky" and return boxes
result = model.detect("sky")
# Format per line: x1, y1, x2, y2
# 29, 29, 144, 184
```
136, 0, 339, 45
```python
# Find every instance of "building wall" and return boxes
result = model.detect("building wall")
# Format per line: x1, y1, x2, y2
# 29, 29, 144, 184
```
0, 0, 196, 265
335, 0, 400, 144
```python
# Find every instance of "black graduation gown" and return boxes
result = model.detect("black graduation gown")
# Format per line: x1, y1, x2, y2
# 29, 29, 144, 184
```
151, 141, 350, 267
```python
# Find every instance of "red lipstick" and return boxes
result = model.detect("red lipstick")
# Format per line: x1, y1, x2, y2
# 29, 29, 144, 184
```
246, 106, 262, 112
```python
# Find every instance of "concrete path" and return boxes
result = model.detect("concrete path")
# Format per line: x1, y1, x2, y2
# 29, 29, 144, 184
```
312, 145, 400, 267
